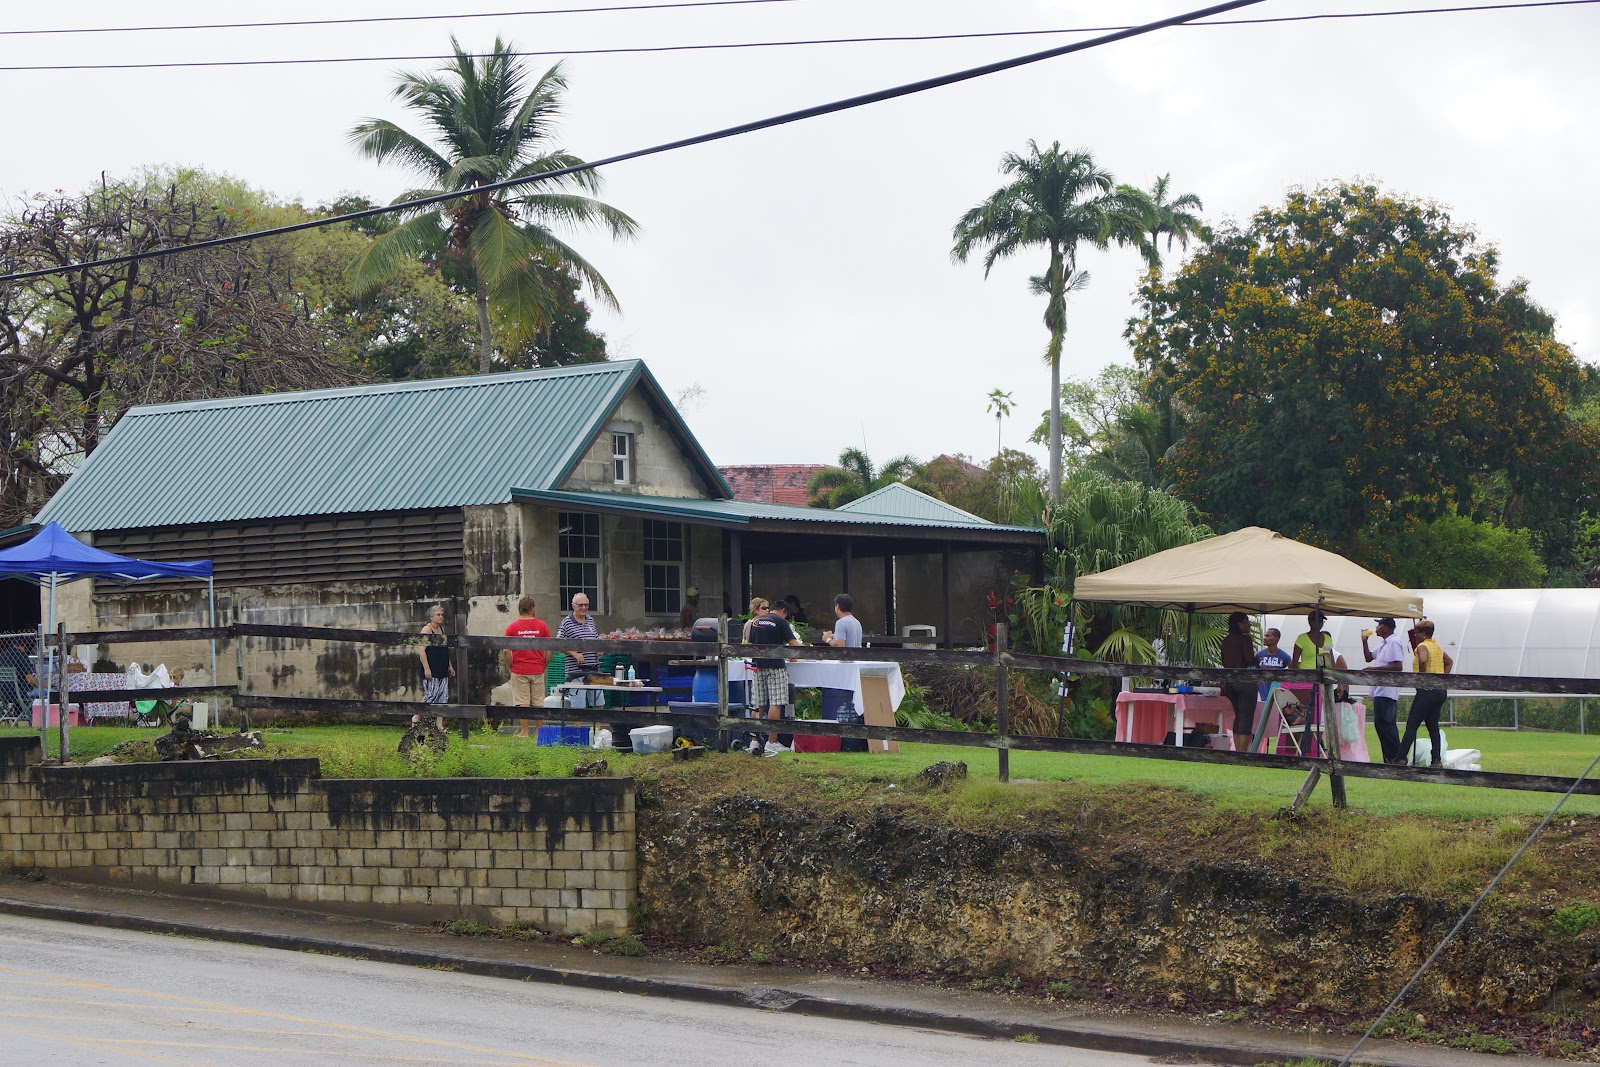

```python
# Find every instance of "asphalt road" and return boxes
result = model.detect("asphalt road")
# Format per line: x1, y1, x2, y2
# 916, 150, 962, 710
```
0, 913, 1149, 1066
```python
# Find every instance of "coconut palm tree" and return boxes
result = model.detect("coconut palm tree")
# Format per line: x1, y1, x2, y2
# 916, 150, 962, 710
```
807, 447, 925, 509
952, 142, 1146, 503
1124, 173, 1206, 272
985, 388, 1013, 462
347, 38, 638, 372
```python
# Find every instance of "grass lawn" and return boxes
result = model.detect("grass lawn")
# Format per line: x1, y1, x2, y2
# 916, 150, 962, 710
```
4, 720, 1599, 821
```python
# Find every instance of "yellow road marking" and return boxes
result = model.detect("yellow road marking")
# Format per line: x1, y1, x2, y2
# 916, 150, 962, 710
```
65, 1036, 540, 1065
0, 965, 593, 1067
0, 1019, 202, 1065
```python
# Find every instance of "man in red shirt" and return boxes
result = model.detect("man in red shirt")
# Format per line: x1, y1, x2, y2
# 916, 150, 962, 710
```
503, 595, 551, 738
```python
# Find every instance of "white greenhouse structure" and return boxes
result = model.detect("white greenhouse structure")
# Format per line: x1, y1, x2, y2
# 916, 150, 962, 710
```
1264, 588, 1600, 733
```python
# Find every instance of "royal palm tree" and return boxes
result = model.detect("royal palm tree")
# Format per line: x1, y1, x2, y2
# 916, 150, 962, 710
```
985, 388, 1013, 462
807, 448, 925, 509
348, 39, 638, 372
952, 142, 1146, 503
1123, 173, 1205, 273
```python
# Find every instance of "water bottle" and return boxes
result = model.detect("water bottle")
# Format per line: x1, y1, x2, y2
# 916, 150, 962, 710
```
626, 665, 636, 684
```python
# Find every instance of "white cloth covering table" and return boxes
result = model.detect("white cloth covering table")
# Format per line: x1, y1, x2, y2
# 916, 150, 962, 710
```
734, 658, 905, 714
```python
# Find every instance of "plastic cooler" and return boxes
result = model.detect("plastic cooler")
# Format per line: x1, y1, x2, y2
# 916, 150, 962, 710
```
793, 732, 841, 753
629, 724, 673, 754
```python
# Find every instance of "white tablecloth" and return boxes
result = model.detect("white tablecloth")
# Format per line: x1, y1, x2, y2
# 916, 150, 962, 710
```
735, 658, 905, 714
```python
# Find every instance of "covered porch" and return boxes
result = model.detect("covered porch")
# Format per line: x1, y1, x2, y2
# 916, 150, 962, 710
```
511, 486, 1044, 647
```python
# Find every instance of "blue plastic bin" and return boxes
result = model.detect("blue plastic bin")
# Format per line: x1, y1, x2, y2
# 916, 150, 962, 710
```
536, 725, 591, 747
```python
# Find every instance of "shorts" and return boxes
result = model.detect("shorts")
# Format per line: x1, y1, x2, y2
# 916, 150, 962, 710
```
751, 667, 790, 708
509, 672, 547, 707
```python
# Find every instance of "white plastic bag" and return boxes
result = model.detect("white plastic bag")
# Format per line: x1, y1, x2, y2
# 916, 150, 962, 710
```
1337, 702, 1360, 740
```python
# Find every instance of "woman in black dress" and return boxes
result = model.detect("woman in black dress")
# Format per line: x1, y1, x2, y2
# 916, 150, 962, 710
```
1219, 611, 1257, 750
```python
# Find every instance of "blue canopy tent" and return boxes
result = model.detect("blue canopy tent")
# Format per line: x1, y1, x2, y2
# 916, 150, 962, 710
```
0, 522, 213, 755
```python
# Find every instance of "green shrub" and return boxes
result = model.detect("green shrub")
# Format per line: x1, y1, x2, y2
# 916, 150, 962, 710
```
1552, 901, 1600, 937
575, 931, 610, 948
1044, 981, 1075, 998
1451, 1032, 1515, 1054
601, 936, 647, 957
442, 919, 489, 936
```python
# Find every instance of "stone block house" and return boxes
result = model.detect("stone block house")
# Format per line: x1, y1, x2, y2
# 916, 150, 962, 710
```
34, 361, 1041, 701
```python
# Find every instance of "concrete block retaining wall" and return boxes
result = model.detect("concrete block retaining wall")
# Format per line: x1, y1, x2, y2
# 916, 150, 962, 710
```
0, 738, 635, 934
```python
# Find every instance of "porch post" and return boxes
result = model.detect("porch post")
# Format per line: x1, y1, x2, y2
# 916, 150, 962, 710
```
883, 554, 896, 638
942, 543, 953, 649
726, 530, 743, 619
842, 539, 852, 594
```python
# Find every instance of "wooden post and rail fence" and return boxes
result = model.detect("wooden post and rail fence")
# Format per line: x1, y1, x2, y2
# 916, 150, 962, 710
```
22, 620, 1600, 807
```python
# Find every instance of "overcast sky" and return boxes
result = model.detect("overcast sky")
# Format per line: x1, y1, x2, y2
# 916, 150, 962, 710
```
3, 0, 1596, 471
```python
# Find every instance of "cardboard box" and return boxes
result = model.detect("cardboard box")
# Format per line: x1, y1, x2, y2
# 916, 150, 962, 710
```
860, 676, 899, 753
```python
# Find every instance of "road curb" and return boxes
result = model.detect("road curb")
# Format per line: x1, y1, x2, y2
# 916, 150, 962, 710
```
0, 893, 1450, 1066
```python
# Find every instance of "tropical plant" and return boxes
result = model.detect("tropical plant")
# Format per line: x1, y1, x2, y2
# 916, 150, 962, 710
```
951, 142, 1147, 502
1004, 469, 1219, 666
806, 447, 925, 508
1122, 173, 1205, 272
985, 388, 1013, 462
347, 38, 638, 372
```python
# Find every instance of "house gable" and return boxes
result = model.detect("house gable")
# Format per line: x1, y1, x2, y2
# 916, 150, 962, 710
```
555, 368, 729, 500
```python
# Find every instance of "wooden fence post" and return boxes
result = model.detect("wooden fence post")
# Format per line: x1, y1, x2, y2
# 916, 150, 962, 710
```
996, 621, 1010, 783
57, 623, 70, 762
455, 610, 471, 741
716, 613, 730, 753
1319, 648, 1346, 809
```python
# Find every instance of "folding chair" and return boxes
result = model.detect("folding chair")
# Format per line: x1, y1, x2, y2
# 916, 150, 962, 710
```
0, 667, 29, 727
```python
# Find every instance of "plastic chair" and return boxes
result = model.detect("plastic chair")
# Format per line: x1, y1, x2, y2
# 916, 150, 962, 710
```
0, 667, 27, 727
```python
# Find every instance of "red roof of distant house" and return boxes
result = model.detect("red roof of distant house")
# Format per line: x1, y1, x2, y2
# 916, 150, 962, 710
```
718, 464, 829, 507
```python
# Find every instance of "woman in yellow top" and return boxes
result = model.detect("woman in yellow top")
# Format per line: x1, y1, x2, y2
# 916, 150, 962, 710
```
1397, 619, 1453, 768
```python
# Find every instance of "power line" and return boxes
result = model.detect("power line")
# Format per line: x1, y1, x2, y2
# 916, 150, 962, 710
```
1, 0, 1592, 72
1336, 748, 1600, 1067
0, 0, 1274, 284
0, 0, 807, 37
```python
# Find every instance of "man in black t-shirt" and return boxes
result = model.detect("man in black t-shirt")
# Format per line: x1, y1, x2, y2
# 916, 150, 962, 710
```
747, 601, 800, 755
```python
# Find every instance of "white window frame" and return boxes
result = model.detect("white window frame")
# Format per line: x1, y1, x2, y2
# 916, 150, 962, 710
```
641, 520, 685, 617
611, 432, 633, 485
558, 512, 603, 612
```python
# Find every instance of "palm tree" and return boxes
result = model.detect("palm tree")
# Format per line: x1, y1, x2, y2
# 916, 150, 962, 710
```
1123, 173, 1205, 273
952, 142, 1146, 503
807, 448, 925, 509
347, 38, 638, 372
985, 388, 1013, 462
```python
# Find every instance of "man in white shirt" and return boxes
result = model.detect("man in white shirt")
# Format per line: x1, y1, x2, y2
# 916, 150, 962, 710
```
824, 594, 863, 648
1361, 616, 1407, 764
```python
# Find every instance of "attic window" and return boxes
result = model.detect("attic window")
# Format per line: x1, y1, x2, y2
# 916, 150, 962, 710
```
612, 432, 633, 484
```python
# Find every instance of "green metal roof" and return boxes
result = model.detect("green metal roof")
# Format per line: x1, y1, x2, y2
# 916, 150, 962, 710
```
836, 482, 992, 525
36, 361, 732, 532
511, 487, 1044, 540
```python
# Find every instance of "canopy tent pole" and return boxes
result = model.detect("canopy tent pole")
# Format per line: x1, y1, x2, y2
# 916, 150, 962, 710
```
40, 574, 57, 759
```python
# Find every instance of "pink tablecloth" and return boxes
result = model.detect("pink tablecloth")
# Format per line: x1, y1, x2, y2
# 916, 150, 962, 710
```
65, 672, 135, 720
1114, 691, 1235, 747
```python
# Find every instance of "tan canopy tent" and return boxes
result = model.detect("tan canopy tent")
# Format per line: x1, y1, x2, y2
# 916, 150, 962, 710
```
1072, 526, 1423, 617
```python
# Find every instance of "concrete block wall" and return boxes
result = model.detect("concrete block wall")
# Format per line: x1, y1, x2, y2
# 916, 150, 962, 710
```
0, 739, 636, 934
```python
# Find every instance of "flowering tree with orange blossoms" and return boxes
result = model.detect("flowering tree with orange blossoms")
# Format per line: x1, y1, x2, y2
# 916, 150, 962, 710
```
1127, 181, 1600, 555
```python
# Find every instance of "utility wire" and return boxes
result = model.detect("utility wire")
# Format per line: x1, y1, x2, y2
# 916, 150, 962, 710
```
1336, 748, 1600, 1067
2, 0, 1592, 72
0, 0, 807, 37
0, 0, 1274, 285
